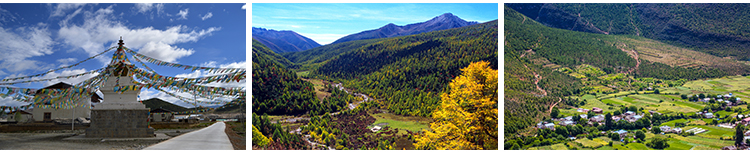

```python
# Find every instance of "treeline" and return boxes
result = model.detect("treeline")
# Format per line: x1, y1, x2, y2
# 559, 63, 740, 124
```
636, 60, 728, 80
252, 39, 320, 115
307, 20, 498, 117
252, 113, 308, 149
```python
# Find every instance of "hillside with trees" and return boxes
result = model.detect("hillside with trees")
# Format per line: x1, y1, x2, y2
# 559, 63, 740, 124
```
252, 39, 320, 115
306, 20, 498, 117
507, 3, 750, 60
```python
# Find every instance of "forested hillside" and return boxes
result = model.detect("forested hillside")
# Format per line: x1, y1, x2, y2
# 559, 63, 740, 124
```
252, 39, 320, 115
307, 20, 498, 117
507, 3, 750, 60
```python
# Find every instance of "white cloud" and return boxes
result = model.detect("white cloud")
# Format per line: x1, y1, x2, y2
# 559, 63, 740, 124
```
177, 8, 189, 20
0, 23, 54, 72
58, 6, 221, 63
50, 3, 87, 17
201, 12, 213, 20
241, 4, 247, 10
0, 96, 27, 107
56, 58, 77, 64
134, 3, 154, 13
0, 5, 18, 26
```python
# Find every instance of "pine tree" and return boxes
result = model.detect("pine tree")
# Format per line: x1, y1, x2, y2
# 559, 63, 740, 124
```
414, 61, 498, 150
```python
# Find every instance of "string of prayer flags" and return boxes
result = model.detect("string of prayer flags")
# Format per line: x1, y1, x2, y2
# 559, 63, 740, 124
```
1, 46, 117, 82
124, 48, 245, 73
0, 68, 104, 85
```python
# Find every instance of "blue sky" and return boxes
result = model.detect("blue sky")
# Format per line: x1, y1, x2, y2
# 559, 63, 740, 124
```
0, 3, 246, 108
252, 3, 498, 45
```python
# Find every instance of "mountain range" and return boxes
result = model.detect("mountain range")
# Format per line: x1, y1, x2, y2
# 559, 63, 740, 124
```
252, 27, 322, 53
331, 13, 479, 44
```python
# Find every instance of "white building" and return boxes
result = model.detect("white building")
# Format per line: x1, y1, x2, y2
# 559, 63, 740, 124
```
31, 82, 102, 122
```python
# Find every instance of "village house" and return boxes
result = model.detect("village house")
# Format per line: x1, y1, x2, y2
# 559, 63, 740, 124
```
560, 120, 576, 126
742, 117, 750, 125
592, 107, 603, 114
705, 112, 714, 119
590, 115, 605, 123
577, 108, 590, 113
660, 125, 671, 133
149, 108, 175, 122
673, 127, 683, 133
7, 110, 33, 123
580, 114, 588, 119
564, 116, 574, 121
31, 82, 102, 122
545, 123, 555, 130
613, 129, 628, 139
612, 116, 622, 122
626, 115, 643, 122
624, 111, 635, 116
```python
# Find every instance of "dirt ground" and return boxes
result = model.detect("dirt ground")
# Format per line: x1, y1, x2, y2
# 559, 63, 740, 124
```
0, 128, 199, 150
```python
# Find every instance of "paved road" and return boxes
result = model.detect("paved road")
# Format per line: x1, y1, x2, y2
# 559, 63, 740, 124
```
143, 122, 233, 150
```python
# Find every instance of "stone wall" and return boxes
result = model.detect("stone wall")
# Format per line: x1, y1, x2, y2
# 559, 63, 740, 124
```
86, 109, 154, 138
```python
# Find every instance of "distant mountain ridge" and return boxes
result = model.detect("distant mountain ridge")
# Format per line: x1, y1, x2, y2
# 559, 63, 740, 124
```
252, 27, 322, 53
331, 13, 479, 44
142, 98, 189, 112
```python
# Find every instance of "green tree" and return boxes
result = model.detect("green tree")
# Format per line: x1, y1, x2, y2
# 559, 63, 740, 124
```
414, 61, 498, 150
654, 89, 660, 94
551, 107, 560, 119
652, 126, 662, 134
736, 124, 745, 147
636, 130, 646, 141
647, 137, 670, 149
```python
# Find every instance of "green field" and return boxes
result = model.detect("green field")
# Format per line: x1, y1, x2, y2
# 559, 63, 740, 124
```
296, 71, 309, 77
370, 113, 431, 133
660, 119, 687, 127
575, 137, 608, 148
597, 93, 701, 115
528, 143, 568, 150
625, 143, 651, 150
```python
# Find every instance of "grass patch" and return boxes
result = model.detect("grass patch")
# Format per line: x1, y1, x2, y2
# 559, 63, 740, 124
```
596, 146, 614, 150
576, 137, 607, 148
370, 113, 431, 133
665, 139, 693, 150
660, 119, 687, 127
624, 143, 651, 150
296, 71, 309, 77
528, 143, 568, 150
612, 144, 629, 150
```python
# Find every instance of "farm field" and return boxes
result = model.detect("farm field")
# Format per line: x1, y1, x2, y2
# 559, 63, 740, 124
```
527, 143, 568, 150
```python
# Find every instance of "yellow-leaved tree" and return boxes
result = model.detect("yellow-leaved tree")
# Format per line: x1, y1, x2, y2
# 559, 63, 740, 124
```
414, 61, 498, 150
252, 125, 271, 148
